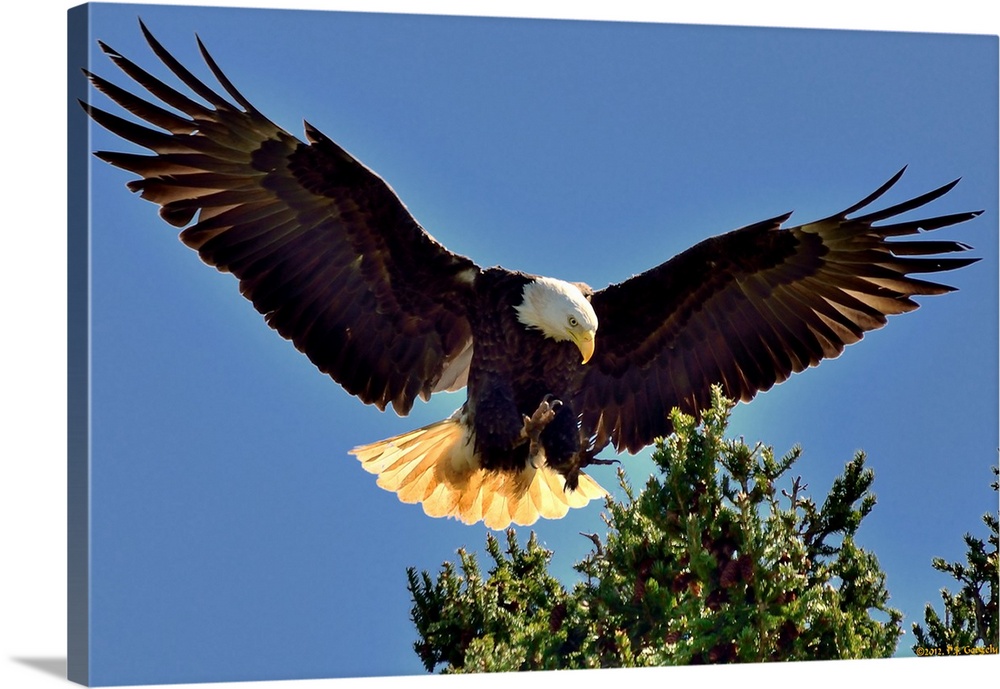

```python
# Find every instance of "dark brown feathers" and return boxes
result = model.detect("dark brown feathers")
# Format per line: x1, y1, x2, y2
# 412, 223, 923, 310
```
86, 24, 981, 482
576, 168, 981, 454
85, 21, 480, 415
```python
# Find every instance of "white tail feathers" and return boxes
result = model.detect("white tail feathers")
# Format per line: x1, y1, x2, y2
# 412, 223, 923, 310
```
350, 416, 607, 530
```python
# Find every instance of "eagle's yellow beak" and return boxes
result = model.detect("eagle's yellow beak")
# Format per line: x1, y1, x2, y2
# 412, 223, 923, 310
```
575, 331, 596, 365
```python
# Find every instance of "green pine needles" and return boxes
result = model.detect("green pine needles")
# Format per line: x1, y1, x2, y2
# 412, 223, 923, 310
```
912, 466, 998, 657
407, 387, 909, 671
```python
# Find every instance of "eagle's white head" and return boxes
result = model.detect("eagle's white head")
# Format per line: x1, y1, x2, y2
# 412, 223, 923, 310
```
515, 276, 599, 364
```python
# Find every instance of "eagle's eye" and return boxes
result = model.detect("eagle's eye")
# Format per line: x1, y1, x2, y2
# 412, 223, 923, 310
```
568, 316, 579, 327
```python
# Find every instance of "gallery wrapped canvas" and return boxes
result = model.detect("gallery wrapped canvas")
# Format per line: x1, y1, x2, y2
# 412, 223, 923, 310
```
68, 2, 997, 686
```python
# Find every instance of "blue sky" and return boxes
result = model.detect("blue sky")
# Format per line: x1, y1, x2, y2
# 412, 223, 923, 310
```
76, 3, 996, 684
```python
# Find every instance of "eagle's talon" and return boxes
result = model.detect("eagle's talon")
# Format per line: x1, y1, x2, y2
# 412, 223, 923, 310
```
521, 396, 563, 461
537, 393, 563, 410
583, 456, 620, 467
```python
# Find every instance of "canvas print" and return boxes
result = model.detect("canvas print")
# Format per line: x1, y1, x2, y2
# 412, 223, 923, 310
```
68, 2, 998, 686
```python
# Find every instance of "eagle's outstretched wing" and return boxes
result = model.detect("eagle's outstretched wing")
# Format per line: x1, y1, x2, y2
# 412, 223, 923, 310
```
84, 21, 479, 415
577, 169, 981, 454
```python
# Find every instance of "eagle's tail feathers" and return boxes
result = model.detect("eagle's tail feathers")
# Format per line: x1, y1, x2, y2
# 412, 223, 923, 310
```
350, 416, 607, 529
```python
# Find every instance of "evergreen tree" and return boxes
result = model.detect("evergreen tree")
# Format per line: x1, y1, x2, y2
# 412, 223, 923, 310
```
912, 466, 998, 656
407, 387, 902, 672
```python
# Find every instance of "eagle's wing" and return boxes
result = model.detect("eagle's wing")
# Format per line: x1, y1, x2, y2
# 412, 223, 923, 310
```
576, 169, 981, 454
84, 22, 479, 415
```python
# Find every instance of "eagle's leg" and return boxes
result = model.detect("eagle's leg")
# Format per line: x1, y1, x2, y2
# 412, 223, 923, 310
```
552, 446, 618, 493
521, 395, 562, 464
576, 432, 620, 470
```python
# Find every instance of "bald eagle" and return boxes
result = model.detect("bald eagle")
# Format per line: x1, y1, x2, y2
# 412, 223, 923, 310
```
84, 22, 981, 530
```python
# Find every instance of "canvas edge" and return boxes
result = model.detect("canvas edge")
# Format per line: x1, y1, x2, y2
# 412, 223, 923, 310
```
67, 3, 92, 686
